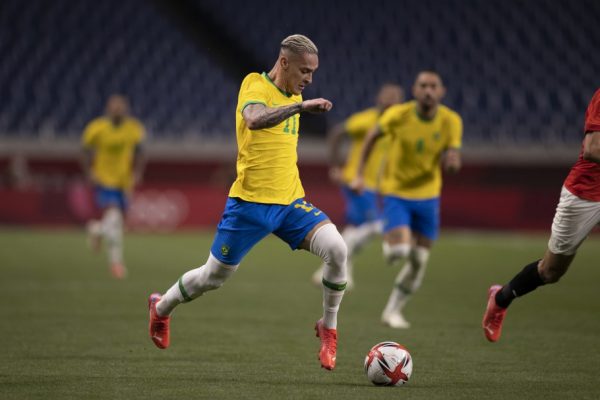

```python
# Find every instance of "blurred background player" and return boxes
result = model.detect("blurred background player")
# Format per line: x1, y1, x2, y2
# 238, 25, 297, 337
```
482, 88, 600, 342
312, 83, 404, 290
352, 71, 462, 328
82, 94, 145, 279
148, 35, 348, 371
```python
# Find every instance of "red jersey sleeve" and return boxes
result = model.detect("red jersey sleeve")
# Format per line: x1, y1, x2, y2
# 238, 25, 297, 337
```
584, 88, 600, 133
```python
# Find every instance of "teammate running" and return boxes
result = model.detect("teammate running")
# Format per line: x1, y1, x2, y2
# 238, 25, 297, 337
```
352, 71, 462, 328
82, 94, 145, 279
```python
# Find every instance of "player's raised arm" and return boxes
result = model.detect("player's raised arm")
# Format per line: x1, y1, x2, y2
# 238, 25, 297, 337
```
582, 131, 600, 163
350, 125, 383, 193
243, 98, 332, 130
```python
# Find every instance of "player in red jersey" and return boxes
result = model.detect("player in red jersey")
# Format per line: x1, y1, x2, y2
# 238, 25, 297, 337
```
483, 88, 600, 342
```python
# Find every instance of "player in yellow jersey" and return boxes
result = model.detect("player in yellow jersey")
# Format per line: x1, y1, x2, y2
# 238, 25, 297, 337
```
352, 71, 462, 328
311, 84, 404, 289
148, 35, 348, 371
82, 95, 145, 279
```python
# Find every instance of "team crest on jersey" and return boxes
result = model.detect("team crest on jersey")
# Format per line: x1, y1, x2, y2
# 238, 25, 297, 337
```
220, 244, 230, 256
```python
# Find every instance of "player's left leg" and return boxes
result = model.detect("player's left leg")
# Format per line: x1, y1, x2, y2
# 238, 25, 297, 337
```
312, 188, 381, 290
93, 187, 129, 278
483, 186, 600, 342
303, 220, 347, 371
277, 199, 347, 370
381, 196, 439, 329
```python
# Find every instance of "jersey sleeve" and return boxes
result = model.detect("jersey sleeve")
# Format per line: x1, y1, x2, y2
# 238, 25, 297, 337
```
445, 112, 463, 149
584, 89, 600, 133
81, 120, 99, 148
133, 120, 146, 145
239, 76, 271, 114
378, 105, 402, 136
344, 113, 366, 138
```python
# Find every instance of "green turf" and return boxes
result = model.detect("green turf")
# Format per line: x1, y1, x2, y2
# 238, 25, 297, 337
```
0, 228, 599, 400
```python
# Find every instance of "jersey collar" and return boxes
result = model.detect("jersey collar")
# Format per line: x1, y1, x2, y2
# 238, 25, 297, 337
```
262, 72, 293, 98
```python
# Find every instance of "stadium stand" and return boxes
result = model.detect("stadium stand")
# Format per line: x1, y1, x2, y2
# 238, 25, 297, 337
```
0, 0, 238, 139
0, 0, 598, 147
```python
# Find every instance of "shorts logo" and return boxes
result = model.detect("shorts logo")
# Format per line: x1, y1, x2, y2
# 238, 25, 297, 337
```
294, 200, 315, 213
220, 244, 230, 256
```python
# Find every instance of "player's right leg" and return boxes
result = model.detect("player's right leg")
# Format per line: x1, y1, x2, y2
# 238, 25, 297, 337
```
148, 197, 269, 349
148, 253, 239, 349
380, 225, 413, 329
378, 195, 414, 328
92, 186, 128, 278
483, 186, 600, 342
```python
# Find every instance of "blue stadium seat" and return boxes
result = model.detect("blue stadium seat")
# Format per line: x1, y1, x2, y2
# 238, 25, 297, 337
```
0, 0, 598, 147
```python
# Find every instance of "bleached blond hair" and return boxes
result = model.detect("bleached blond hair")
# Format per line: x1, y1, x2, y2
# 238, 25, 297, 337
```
280, 34, 318, 55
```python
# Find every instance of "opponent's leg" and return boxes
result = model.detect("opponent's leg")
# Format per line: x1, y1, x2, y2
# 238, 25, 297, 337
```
482, 252, 572, 342
483, 186, 599, 342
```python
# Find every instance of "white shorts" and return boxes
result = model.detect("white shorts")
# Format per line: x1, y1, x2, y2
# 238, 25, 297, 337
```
548, 186, 600, 255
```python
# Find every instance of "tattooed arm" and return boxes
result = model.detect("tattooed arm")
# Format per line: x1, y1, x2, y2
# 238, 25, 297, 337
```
243, 98, 332, 130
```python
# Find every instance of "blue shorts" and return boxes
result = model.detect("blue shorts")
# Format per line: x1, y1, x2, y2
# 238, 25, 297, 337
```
383, 195, 440, 240
95, 186, 128, 210
210, 197, 329, 265
341, 185, 381, 226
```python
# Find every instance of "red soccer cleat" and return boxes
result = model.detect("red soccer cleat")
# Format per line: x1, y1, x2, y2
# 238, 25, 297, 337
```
482, 285, 508, 342
110, 263, 127, 279
315, 319, 337, 370
148, 293, 170, 349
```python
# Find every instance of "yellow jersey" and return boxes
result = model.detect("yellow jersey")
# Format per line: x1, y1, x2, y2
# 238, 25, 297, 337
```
229, 72, 304, 204
82, 116, 144, 190
342, 108, 390, 190
378, 101, 462, 199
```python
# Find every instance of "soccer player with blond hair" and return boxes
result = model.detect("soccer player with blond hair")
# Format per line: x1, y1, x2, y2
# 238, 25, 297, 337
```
148, 35, 347, 370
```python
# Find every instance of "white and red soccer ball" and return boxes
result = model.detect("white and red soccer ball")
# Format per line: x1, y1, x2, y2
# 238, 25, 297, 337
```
364, 341, 413, 386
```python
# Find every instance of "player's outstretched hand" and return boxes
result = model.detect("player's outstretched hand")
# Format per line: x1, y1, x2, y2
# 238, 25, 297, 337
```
349, 175, 365, 194
302, 98, 333, 113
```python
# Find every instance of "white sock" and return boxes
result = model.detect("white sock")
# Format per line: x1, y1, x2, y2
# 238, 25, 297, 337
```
102, 208, 123, 265
310, 223, 347, 329
382, 246, 430, 315
156, 253, 238, 316
342, 220, 381, 255
382, 241, 411, 265
88, 220, 102, 236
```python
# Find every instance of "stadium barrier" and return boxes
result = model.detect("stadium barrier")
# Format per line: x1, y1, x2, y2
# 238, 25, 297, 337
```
0, 156, 586, 232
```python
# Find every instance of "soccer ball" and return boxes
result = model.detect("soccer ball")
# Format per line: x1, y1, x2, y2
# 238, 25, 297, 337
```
364, 341, 413, 386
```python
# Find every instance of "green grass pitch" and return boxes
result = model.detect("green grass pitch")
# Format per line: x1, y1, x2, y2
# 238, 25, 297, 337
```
1, 228, 599, 399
